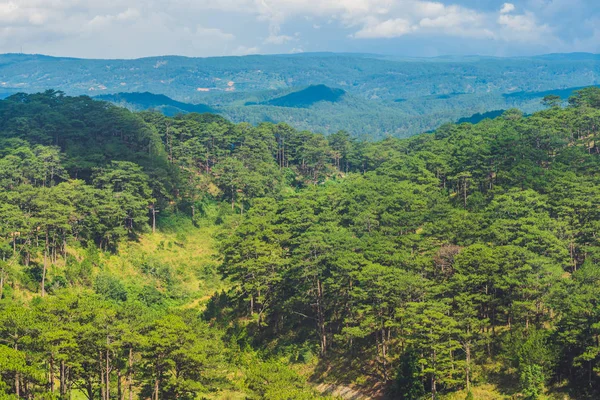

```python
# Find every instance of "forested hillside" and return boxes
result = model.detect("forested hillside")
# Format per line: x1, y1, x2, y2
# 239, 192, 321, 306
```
2, 88, 600, 399
2, 53, 600, 138
95, 92, 215, 116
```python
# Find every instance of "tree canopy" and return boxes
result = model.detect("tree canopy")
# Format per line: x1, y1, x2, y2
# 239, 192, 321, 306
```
2, 89, 600, 399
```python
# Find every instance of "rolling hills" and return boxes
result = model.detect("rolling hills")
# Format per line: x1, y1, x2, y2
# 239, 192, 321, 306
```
1, 52, 600, 138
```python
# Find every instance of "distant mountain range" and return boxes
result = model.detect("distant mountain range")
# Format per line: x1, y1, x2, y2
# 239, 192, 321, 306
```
1, 52, 598, 138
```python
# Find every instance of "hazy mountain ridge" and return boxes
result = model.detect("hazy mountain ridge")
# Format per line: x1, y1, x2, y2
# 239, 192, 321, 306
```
2, 52, 599, 138
3, 52, 599, 101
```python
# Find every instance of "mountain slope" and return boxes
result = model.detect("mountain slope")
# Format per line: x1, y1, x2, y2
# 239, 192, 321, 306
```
262, 85, 346, 108
95, 92, 215, 116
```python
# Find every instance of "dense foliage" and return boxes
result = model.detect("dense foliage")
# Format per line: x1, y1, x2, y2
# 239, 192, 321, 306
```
215, 87, 600, 399
0, 91, 330, 399
3, 87, 600, 398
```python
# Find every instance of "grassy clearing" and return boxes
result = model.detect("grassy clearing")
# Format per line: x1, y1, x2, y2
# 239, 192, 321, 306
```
100, 215, 225, 307
440, 384, 576, 400
441, 385, 509, 400
8, 213, 226, 309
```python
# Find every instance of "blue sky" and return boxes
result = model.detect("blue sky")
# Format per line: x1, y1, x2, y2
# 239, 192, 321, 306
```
0, 0, 598, 58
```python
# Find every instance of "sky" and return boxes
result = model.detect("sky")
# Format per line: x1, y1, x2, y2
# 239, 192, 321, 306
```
0, 0, 598, 59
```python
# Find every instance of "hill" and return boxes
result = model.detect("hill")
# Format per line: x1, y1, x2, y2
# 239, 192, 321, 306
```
456, 109, 506, 124
503, 85, 600, 102
262, 85, 346, 108
95, 92, 215, 116
2, 52, 600, 137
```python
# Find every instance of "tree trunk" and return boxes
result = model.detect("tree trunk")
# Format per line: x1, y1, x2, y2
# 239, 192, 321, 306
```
151, 206, 158, 233
42, 231, 49, 297
99, 361, 105, 400
67, 367, 73, 400
154, 375, 159, 400
60, 359, 66, 397
106, 338, 110, 400
465, 341, 471, 392
432, 348, 437, 400
52, 233, 58, 263
316, 279, 326, 356
15, 344, 20, 398
128, 347, 134, 400
50, 355, 55, 393
463, 177, 468, 208
86, 381, 93, 400
117, 370, 122, 400
282, 138, 286, 169
166, 124, 172, 164
381, 326, 388, 382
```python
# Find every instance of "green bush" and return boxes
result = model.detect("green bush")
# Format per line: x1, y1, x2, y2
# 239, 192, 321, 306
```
520, 364, 545, 400
93, 274, 128, 302
137, 284, 165, 307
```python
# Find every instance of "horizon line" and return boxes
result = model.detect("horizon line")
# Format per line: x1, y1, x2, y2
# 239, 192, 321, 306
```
1, 51, 599, 62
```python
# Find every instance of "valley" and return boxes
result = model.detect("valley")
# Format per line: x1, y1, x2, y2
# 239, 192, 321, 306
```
1, 53, 600, 138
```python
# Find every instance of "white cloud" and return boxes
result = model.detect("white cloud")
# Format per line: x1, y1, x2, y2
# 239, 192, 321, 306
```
263, 24, 296, 45
351, 2, 491, 40
412, 1, 446, 18
347, 1, 554, 44
117, 8, 140, 21
497, 9, 552, 42
418, 5, 481, 29
0, 0, 590, 57
0, 1, 242, 57
232, 45, 260, 56
498, 13, 537, 32
88, 8, 140, 28
28, 11, 47, 25
265, 34, 294, 44
500, 3, 516, 14
193, 26, 235, 41
354, 18, 414, 38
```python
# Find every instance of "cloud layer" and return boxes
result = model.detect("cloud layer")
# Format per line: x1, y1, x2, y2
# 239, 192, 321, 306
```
0, 0, 597, 58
